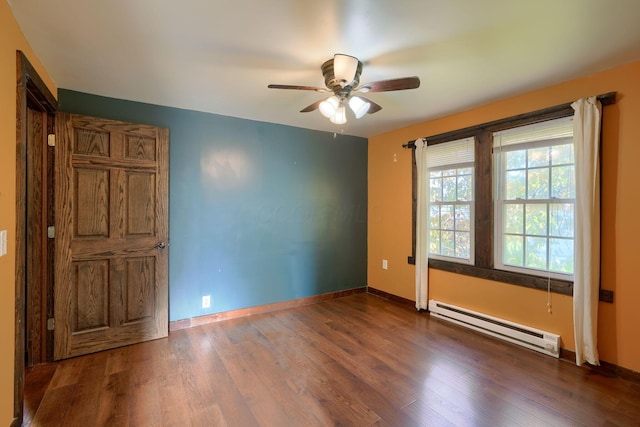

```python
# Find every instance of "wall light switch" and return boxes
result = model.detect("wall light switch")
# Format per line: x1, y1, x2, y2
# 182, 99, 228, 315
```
0, 230, 7, 257
382, 259, 388, 270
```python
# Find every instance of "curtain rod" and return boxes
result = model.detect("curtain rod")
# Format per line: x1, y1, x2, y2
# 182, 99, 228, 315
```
402, 91, 616, 149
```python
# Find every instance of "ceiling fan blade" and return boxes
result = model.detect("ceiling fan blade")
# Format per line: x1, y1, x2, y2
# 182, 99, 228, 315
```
357, 76, 420, 93
366, 99, 382, 114
268, 84, 328, 92
300, 99, 324, 113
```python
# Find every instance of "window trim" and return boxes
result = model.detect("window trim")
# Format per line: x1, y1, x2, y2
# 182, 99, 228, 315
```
405, 92, 616, 302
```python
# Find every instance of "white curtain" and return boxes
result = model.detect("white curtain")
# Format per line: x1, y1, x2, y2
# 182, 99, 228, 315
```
414, 139, 429, 310
572, 97, 602, 366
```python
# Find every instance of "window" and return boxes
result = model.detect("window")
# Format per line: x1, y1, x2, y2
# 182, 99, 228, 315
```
406, 91, 615, 300
427, 138, 475, 264
494, 117, 574, 279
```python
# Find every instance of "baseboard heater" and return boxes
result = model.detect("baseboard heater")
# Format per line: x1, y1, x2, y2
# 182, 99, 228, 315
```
428, 300, 560, 358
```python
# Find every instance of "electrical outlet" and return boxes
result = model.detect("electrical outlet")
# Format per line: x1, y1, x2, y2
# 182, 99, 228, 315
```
202, 295, 211, 309
382, 259, 388, 270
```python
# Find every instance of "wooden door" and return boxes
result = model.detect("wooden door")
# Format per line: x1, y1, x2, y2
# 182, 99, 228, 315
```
54, 113, 169, 360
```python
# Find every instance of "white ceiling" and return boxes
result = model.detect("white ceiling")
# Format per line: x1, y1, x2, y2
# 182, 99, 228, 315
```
9, 0, 640, 138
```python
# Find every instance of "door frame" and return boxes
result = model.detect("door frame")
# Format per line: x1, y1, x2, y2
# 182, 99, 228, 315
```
15, 51, 57, 427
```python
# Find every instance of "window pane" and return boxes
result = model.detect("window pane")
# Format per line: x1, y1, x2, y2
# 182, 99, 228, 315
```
429, 230, 440, 254
429, 205, 440, 229
455, 204, 471, 232
441, 205, 454, 230
506, 150, 526, 170
505, 170, 526, 199
525, 204, 547, 236
443, 177, 457, 201
550, 238, 574, 274
525, 236, 547, 270
504, 235, 523, 267
504, 203, 523, 234
551, 144, 574, 165
549, 203, 574, 238
428, 163, 474, 262
430, 177, 442, 202
494, 118, 575, 278
528, 147, 550, 167
441, 231, 455, 256
455, 232, 470, 258
551, 165, 575, 198
527, 168, 549, 199
457, 174, 472, 201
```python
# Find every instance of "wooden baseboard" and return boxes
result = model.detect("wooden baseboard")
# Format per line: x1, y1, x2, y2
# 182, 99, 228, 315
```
169, 287, 367, 331
366, 286, 416, 307
560, 348, 640, 384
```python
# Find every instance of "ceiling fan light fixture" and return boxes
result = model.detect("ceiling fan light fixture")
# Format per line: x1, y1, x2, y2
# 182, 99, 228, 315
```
330, 104, 347, 125
348, 96, 371, 119
333, 54, 359, 86
319, 95, 340, 118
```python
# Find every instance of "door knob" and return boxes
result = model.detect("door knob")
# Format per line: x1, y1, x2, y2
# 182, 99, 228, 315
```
156, 242, 166, 249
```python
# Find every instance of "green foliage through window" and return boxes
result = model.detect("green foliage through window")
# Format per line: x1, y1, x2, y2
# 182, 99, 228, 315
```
429, 167, 474, 261
497, 140, 575, 276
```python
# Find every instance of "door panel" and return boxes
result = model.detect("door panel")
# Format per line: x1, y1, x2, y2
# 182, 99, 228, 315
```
125, 171, 156, 236
74, 168, 109, 237
54, 113, 169, 360
124, 256, 156, 323
73, 259, 109, 332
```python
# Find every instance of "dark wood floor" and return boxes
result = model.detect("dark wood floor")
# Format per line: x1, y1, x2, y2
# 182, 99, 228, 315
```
24, 293, 640, 426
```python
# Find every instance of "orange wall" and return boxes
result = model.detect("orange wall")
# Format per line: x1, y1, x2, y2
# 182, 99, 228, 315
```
0, 1, 56, 424
369, 60, 640, 373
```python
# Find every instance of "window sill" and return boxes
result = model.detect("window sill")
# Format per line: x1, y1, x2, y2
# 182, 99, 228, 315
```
408, 256, 613, 303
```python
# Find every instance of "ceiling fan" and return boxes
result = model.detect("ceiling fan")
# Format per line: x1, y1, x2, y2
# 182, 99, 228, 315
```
268, 54, 420, 125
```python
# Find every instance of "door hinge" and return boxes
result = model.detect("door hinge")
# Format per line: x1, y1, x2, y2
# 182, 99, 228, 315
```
47, 318, 55, 331
47, 226, 55, 238
47, 134, 55, 147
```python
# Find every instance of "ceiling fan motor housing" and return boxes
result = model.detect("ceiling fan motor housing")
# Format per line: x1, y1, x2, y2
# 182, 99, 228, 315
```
321, 57, 363, 97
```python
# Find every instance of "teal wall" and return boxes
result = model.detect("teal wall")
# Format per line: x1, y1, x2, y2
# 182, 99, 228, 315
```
59, 90, 368, 322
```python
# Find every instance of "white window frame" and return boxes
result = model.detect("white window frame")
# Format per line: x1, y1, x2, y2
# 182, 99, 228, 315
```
493, 117, 575, 280
427, 137, 475, 265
